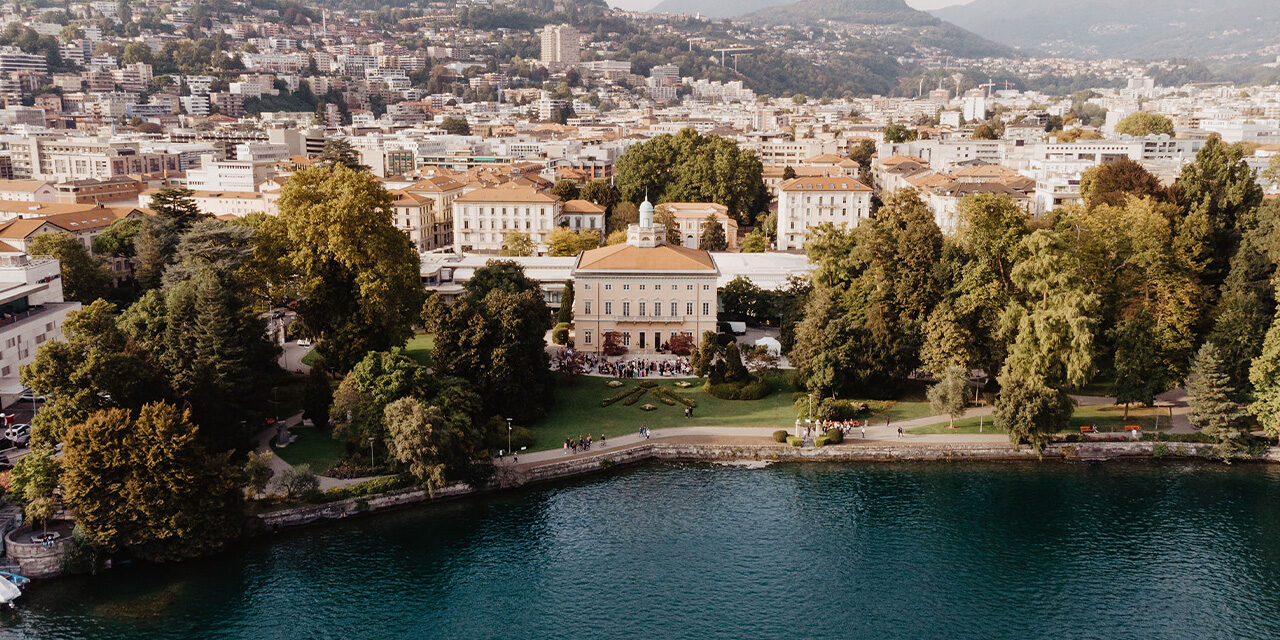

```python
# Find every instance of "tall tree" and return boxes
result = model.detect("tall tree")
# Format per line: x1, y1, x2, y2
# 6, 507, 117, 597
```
278, 165, 424, 372
147, 187, 207, 231
1111, 310, 1168, 419
1248, 314, 1280, 441
132, 216, 181, 291
550, 180, 580, 201
1078, 158, 1166, 210
500, 231, 535, 256
614, 128, 767, 223
429, 262, 554, 422
61, 403, 242, 562
330, 349, 432, 444
927, 366, 969, 429
994, 373, 1073, 451
29, 233, 110, 303
1187, 343, 1247, 449
384, 397, 454, 495
698, 214, 728, 251
1174, 134, 1264, 320
580, 179, 618, 212
1114, 112, 1174, 137
317, 138, 368, 171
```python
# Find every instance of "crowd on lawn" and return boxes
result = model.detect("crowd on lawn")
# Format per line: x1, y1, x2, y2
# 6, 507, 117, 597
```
552, 348, 694, 378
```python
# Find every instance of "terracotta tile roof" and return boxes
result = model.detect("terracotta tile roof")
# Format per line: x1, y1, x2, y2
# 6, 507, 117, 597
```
805, 153, 848, 164
778, 177, 871, 192
953, 164, 1018, 178
576, 243, 717, 272
453, 186, 560, 204
562, 199, 605, 214
0, 180, 52, 193
0, 219, 61, 239
879, 154, 929, 167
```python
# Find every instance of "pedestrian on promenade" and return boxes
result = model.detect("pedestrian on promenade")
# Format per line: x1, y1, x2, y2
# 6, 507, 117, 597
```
600, 433, 607, 447
897, 425, 903, 439
861, 425, 866, 439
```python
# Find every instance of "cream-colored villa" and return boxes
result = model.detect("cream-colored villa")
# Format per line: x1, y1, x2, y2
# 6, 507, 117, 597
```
571, 199, 719, 353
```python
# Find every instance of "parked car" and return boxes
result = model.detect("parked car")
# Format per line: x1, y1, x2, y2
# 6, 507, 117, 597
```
726, 321, 747, 336
4, 424, 30, 447
17, 389, 44, 403
297, 338, 313, 347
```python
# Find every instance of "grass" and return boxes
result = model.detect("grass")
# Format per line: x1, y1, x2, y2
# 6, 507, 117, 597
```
301, 333, 434, 368
274, 428, 345, 473
906, 402, 1174, 435
526, 374, 936, 452
267, 375, 308, 421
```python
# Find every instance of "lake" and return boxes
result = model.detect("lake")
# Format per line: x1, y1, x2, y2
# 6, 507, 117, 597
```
7, 460, 1280, 639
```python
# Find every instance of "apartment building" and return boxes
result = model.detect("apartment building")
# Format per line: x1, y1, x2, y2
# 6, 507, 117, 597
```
776, 176, 873, 251
451, 185, 563, 254
539, 24, 581, 67
0, 247, 79, 402
12, 139, 181, 182
185, 154, 274, 192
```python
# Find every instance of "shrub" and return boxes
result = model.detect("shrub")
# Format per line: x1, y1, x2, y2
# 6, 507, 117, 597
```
278, 464, 321, 500
825, 428, 843, 444
641, 403, 657, 411
772, 430, 789, 443
639, 380, 658, 388
668, 333, 696, 355
674, 381, 693, 388
551, 322, 571, 345
622, 388, 648, 405
705, 376, 771, 400
607, 380, 623, 388
1152, 442, 1169, 458
786, 436, 803, 447
655, 386, 695, 407
814, 435, 829, 447
795, 397, 874, 421
314, 474, 416, 503
602, 386, 646, 407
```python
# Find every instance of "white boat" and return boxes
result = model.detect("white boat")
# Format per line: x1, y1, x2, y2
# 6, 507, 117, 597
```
0, 572, 29, 606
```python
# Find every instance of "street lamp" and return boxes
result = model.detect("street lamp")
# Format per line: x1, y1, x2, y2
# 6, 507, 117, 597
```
368, 436, 376, 470
506, 418, 513, 462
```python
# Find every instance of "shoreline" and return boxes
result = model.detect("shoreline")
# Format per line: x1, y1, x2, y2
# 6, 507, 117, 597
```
17, 436, 1269, 581
248, 436, 1261, 535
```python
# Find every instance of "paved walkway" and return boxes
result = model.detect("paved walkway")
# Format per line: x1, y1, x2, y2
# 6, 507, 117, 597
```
253, 414, 376, 492
503, 405, 1006, 468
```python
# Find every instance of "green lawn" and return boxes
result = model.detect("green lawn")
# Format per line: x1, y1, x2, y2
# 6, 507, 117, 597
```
526, 375, 935, 452
267, 375, 308, 421
906, 402, 1173, 435
275, 428, 345, 473
301, 333, 434, 368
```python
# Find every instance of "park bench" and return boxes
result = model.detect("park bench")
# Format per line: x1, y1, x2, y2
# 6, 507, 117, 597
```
1080, 425, 1097, 433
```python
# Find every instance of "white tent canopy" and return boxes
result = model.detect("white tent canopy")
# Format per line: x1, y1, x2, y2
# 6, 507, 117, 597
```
754, 336, 781, 356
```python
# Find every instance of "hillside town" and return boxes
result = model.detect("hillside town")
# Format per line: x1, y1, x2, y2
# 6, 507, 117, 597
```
0, 0, 1278, 627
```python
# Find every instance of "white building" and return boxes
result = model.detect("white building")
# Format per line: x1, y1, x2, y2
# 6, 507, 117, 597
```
539, 24, 580, 67
776, 176, 873, 251
185, 154, 274, 192
0, 248, 80, 402
451, 185, 564, 254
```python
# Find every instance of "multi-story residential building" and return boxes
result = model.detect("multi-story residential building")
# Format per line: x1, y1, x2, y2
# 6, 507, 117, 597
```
0, 180, 56, 203
571, 199, 719, 354
654, 202, 738, 249
560, 199, 606, 236
451, 185, 563, 254
54, 177, 142, 204
390, 190, 452, 252
0, 247, 79, 402
539, 24, 580, 67
776, 176, 873, 251
185, 154, 274, 192
0, 49, 48, 75
12, 140, 181, 182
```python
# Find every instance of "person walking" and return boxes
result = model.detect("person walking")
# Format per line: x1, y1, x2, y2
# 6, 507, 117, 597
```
897, 425, 903, 439
861, 424, 866, 439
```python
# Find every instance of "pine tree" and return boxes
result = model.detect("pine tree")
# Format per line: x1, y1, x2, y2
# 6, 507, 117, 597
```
556, 280, 574, 324
699, 214, 728, 251
147, 187, 207, 231
303, 361, 332, 430
723, 342, 748, 383
1187, 343, 1247, 448
1248, 315, 1280, 441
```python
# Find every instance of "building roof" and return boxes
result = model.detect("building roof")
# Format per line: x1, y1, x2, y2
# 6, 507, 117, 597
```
562, 199, 605, 214
778, 176, 871, 192
453, 186, 559, 204
0, 180, 52, 193
805, 153, 848, 165
575, 242, 717, 272
952, 164, 1018, 179
655, 202, 732, 220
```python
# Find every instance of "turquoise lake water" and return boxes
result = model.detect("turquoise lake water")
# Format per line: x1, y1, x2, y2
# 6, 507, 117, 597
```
5, 460, 1280, 639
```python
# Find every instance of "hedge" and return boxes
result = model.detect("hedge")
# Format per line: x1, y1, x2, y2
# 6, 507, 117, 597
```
772, 430, 789, 443
705, 376, 770, 400
786, 436, 803, 447
814, 435, 829, 447
825, 428, 843, 444
312, 474, 416, 503
655, 386, 696, 407
622, 388, 648, 405
602, 386, 646, 407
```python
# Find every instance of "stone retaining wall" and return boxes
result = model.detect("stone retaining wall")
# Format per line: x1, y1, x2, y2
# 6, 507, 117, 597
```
5, 531, 68, 579
249, 440, 1233, 537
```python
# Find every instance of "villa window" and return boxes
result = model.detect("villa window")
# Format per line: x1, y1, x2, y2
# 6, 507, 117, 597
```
671, 301, 678, 316
605, 301, 612, 315
622, 302, 630, 316
584, 301, 592, 315
653, 301, 661, 317
703, 302, 711, 316
584, 330, 592, 344
639, 302, 646, 316
686, 302, 694, 315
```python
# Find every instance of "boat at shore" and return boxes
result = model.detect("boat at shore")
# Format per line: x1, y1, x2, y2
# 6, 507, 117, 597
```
0, 572, 30, 606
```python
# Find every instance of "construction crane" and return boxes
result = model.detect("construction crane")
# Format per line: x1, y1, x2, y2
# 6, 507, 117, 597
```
716, 47, 752, 66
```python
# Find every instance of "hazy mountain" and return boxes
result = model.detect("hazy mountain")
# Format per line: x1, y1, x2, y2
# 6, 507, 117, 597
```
932, 0, 1280, 58
743, 0, 1012, 58
647, 0, 791, 18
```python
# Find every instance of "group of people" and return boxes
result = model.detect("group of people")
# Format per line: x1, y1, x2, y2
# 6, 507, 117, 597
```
564, 433, 606, 454
582, 353, 693, 379
796, 418, 867, 439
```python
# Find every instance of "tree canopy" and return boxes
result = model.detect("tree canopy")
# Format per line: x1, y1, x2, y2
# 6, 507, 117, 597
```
614, 129, 767, 223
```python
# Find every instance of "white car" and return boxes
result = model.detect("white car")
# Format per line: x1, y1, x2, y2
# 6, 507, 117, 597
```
17, 390, 44, 403
4, 424, 30, 447
297, 338, 313, 347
